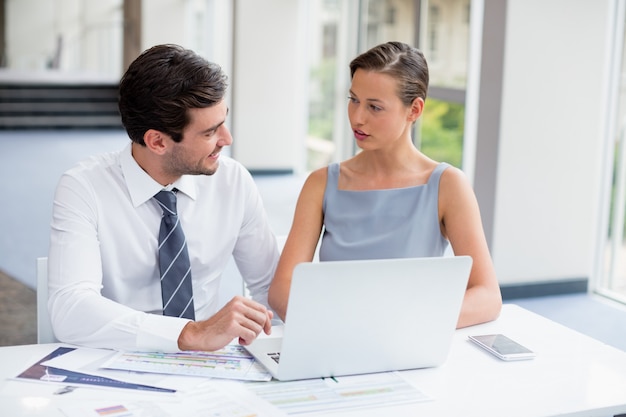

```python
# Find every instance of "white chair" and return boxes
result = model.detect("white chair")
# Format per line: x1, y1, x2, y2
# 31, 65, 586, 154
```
223, 235, 288, 302
36, 257, 57, 343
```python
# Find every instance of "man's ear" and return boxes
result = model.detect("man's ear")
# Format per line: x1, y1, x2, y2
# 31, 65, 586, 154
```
408, 97, 425, 122
143, 129, 168, 155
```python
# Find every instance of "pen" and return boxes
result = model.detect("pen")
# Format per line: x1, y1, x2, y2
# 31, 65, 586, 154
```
53, 385, 76, 395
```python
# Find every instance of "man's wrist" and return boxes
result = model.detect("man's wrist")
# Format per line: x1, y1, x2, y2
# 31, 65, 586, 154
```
177, 320, 197, 351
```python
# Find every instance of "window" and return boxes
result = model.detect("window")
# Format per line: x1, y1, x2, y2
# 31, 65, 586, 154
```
428, 5, 440, 62
419, 0, 470, 168
421, 98, 464, 167
596, 7, 626, 304
322, 24, 338, 58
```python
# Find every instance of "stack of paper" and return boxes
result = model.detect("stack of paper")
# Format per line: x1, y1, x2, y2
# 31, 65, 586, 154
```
12, 344, 430, 416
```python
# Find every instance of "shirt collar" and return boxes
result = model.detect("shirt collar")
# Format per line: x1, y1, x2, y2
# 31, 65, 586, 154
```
120, 143, 198, 207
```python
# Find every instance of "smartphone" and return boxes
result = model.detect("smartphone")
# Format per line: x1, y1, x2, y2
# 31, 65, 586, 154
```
468, 334, 535, 361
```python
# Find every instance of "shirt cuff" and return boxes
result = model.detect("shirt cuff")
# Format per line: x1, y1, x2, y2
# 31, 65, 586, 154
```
136, 314, 191, 352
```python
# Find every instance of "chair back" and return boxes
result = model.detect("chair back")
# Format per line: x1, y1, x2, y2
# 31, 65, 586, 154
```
36, 257, 57, 343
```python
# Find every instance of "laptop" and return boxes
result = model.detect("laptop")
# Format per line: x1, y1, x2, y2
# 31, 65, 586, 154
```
245, 255, 472, 381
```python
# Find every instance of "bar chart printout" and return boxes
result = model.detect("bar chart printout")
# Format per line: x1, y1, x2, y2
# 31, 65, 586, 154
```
101, 345, 272, 381
246, 371, 431, 414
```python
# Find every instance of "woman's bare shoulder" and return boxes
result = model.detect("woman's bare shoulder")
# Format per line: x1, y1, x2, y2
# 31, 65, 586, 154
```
440, 164, 471, 189
305, 166, 328, 186
298, 166, 329, 200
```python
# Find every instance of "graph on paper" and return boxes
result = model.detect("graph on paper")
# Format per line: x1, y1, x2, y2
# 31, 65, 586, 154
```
247, 371, 430, 414
101, 345, 271, 381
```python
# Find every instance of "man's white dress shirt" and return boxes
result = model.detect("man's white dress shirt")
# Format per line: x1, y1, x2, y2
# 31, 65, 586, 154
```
48, 144, 279, 352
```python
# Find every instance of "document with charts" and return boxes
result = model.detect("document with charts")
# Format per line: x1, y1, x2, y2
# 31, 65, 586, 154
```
41, 346, 204, 392
101, 344, 272, 381
246, 371, 430, 414
14, 347, 175, 393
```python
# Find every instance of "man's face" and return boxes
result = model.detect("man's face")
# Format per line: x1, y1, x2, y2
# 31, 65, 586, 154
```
163, 101, 232, 178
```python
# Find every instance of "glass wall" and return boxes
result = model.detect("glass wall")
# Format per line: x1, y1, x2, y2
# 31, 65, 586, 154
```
4, 0, 124, 77
597, 4, 626, 304
4, 0, 471, 173
419, 0, 470, 169
305, 0, 471, 171
2, 0, 227, 80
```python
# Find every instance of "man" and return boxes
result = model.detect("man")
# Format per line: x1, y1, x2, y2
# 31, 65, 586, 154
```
47, 44, 278, 352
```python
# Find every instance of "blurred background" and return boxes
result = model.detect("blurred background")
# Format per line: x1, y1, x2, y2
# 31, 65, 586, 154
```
2, 0, 626, 346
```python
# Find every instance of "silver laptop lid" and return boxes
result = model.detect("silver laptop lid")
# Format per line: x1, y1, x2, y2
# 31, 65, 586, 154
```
272, 256, 472, 380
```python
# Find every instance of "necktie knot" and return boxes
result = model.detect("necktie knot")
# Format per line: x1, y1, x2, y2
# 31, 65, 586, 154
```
154, 190, 178, 216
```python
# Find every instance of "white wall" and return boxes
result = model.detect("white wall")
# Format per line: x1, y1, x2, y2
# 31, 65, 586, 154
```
230, 0, 308, 173
491, 0, 611, 285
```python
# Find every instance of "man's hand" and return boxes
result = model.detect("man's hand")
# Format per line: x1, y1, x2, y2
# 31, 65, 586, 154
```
177, 295, 273, 351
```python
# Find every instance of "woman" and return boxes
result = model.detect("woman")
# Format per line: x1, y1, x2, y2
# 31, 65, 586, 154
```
268, 41, 501, 328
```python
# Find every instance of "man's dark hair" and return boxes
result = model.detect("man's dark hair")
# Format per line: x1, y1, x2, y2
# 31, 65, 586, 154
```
118, 44, 228, 144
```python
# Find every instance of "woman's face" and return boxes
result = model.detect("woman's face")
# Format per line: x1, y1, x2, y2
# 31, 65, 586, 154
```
347, 69, 416, 150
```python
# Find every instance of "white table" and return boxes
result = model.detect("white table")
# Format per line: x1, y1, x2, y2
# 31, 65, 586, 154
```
1, 304, 626, 416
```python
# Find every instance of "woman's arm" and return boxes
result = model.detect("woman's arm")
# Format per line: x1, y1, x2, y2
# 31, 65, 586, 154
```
268, 168, 327, 320
439, 166, 503, 328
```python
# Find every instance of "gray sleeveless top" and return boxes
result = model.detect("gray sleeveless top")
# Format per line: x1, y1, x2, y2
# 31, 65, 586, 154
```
319, 162, 450, 261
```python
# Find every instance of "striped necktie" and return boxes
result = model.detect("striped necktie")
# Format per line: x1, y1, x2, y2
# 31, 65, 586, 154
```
153, 189, 195, 320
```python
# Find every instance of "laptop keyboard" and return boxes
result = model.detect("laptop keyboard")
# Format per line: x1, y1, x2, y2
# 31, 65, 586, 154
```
268, 352, 281, 363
